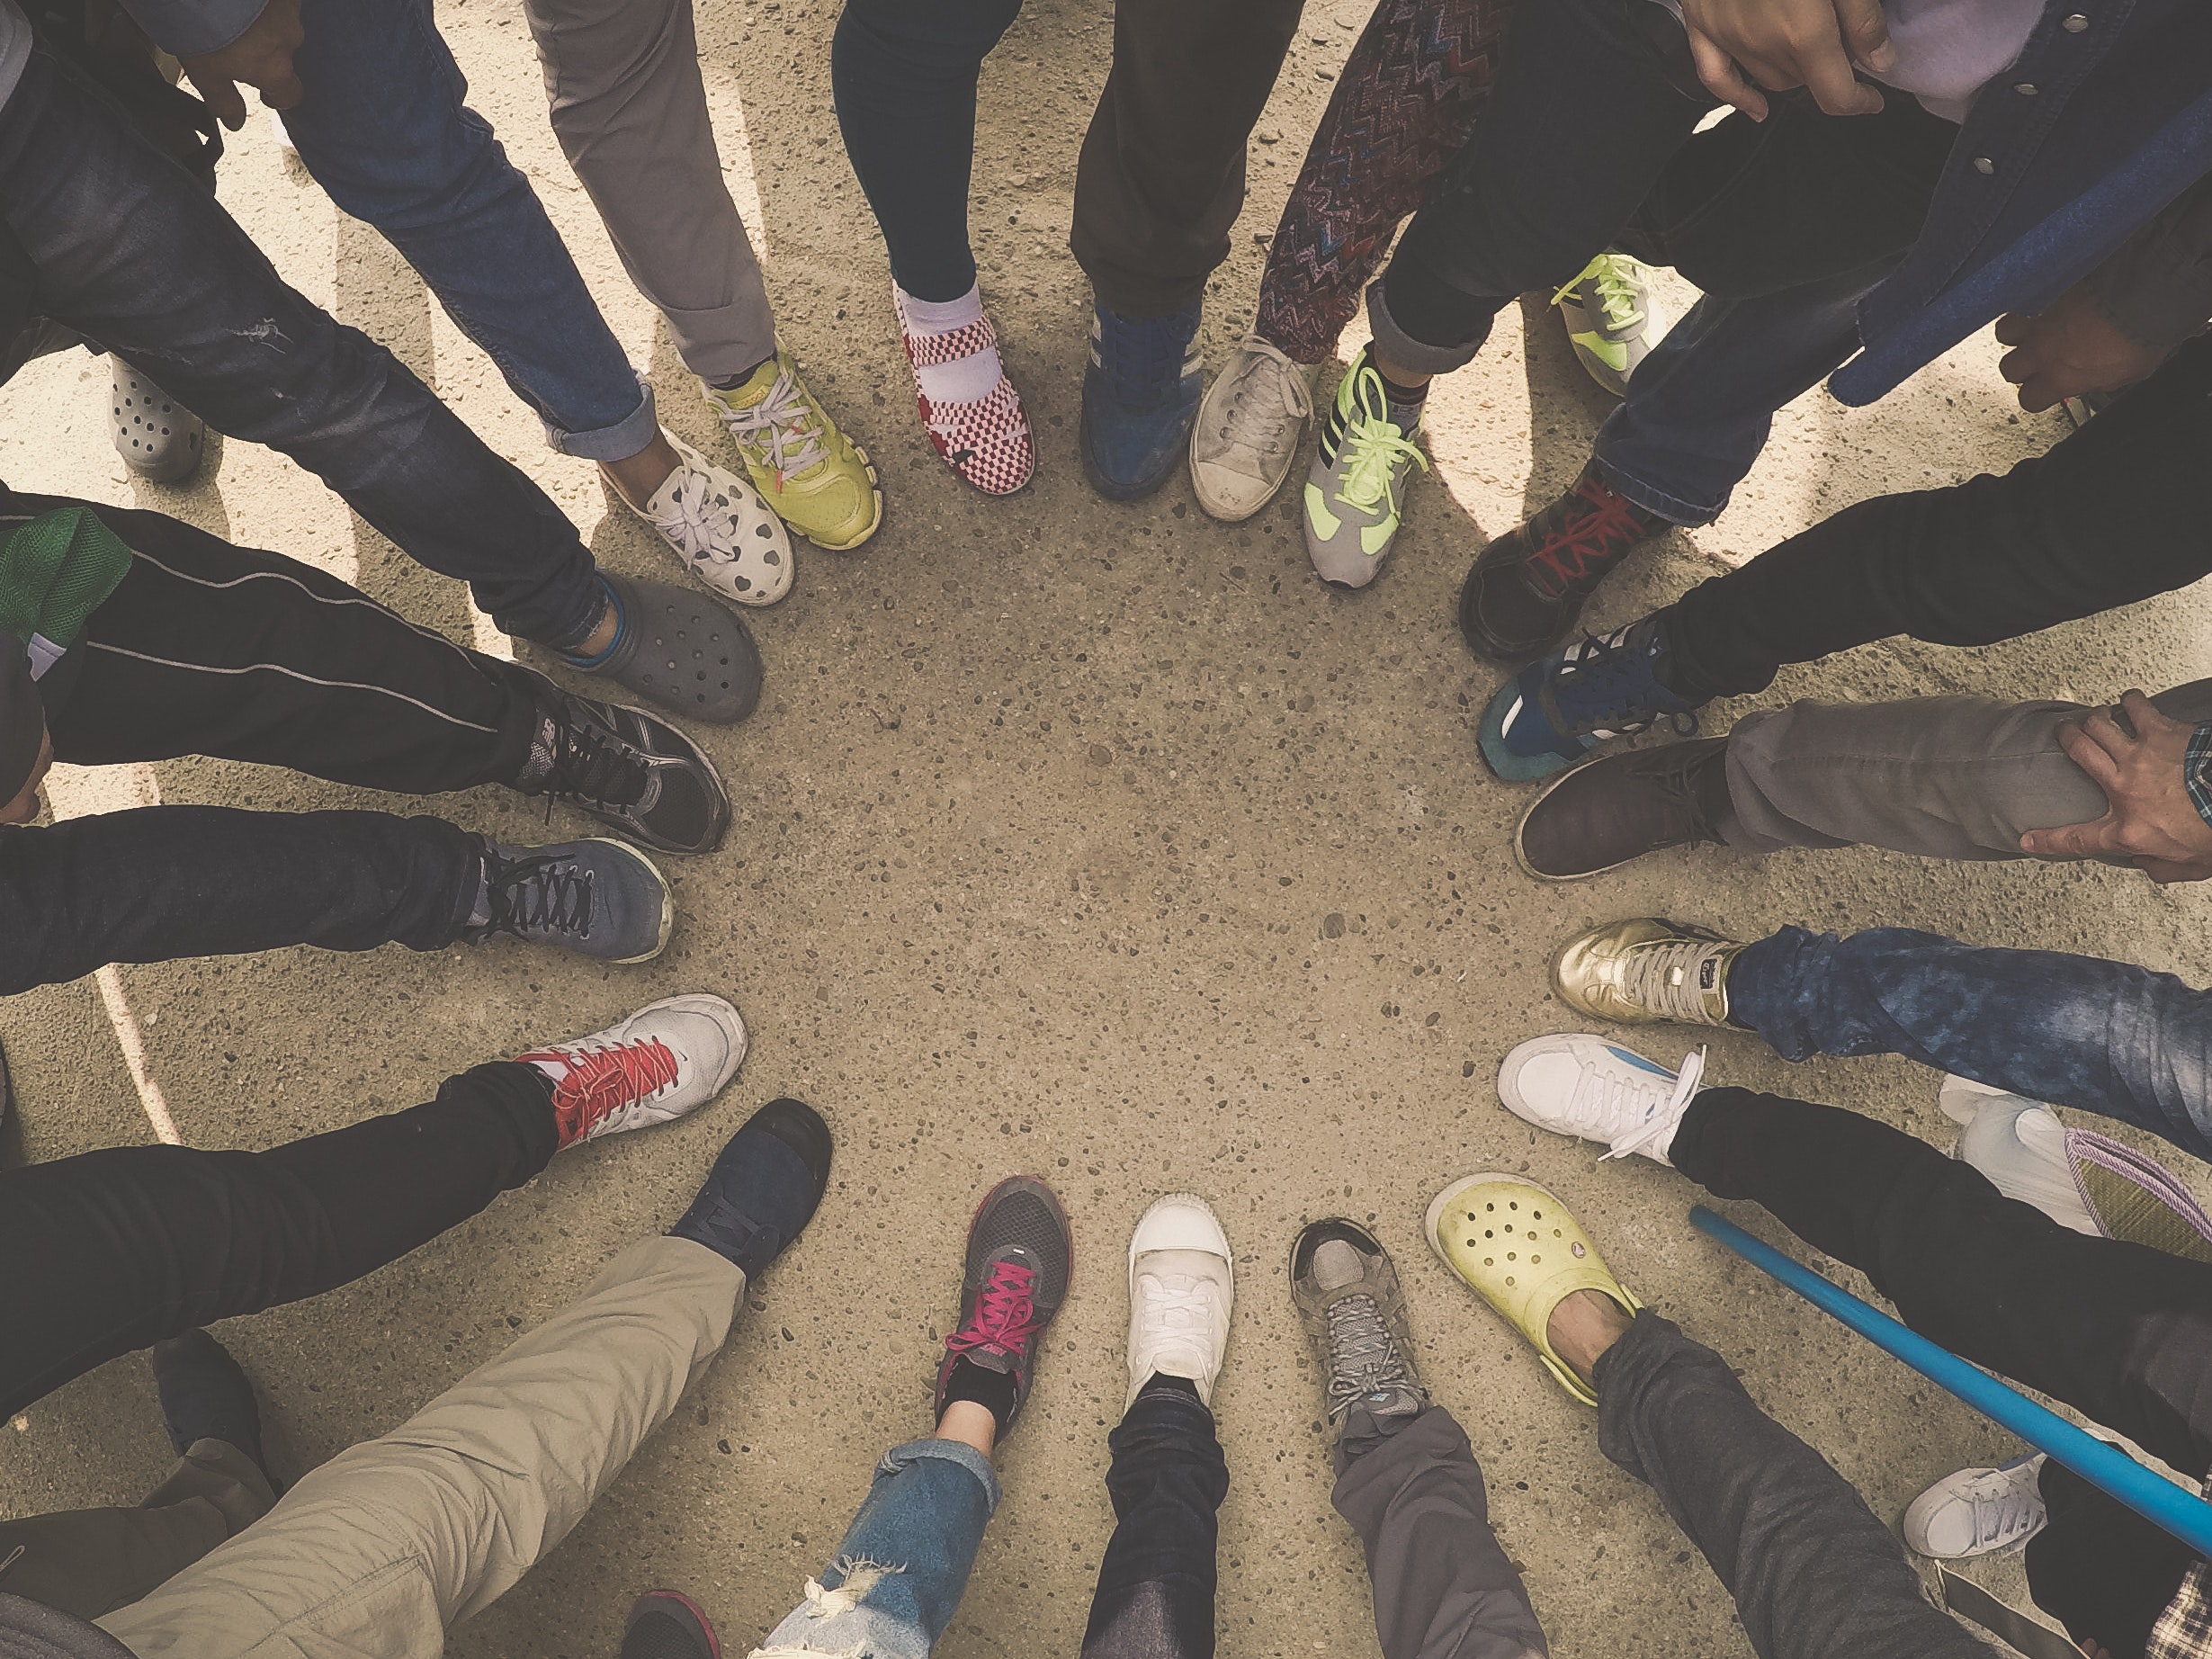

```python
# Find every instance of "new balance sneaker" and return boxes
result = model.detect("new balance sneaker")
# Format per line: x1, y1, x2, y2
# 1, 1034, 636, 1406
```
1189, 333, 1312, 521
1124, 1194, 1233, 1412
1303, 348, 1428, 588
1903, 1454, 2048, 1559
1511, 736, 1732, 882
516, 993, 748, 1149
111, 361, 206, 485
150, 1329, 266, 1474
621, 1592, 721, 1659
1553, 254, 1662, 398
1081, 300, 1204, 502
622, 432, 793, 607
1479, 614, 1703, 783
1552, 919, 1742, 1028
1289, 1218, 1427, 1436
901, 308, 1034, 497
1495, 1035, 1706, 1165
461, 838, 673, 964
511, 679, 732, 856
705, 349, 883, 551
933, 1176, 1074, 1436
1457, 463, 1665, 664
668, 1097, 835, 1280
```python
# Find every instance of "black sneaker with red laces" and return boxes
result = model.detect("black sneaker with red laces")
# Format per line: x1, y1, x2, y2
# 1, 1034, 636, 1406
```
1457, 462, 1666, 666
932, 1176, 1073, 1437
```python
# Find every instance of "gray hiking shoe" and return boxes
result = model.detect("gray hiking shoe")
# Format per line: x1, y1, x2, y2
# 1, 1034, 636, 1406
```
1553, 253, 1662, 398
111, 360, 206, 485
462, 837, 674, 964
1290, 1218, 1428, 1436
1302, 349, 1428, 589
510, 678, 732, 856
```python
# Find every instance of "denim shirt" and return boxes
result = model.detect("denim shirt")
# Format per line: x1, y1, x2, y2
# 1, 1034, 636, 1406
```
1833, 0, 2212, 404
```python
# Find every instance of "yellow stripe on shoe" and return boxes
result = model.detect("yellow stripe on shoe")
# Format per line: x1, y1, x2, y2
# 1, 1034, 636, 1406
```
1424, 1174, 1640, 1407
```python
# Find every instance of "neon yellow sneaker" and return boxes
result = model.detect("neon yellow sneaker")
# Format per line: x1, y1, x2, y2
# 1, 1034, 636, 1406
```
1553, 253, 1662, 398
704, 348, 883, 551
1424, 1173, 1642, 1407
1302, 347, 1428, 589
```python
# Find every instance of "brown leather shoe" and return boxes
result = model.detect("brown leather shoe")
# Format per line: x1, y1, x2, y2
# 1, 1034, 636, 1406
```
1512, 737, 1731, 881
1457, 462, 1666, 665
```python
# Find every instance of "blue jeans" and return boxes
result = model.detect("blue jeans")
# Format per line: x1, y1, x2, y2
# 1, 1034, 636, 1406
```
0, 50, 604, 649
1732, 925, 2212, 1161
284, 0, 657, 460
756, 1439, 999, 1659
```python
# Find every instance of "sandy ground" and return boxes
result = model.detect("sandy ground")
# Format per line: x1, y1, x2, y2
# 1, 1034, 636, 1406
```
4, 3, 2209, 1655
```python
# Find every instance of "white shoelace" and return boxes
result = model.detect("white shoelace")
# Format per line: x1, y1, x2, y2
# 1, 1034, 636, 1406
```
1960, 1466, 2045, 1550
1134, 1272, 1224, 1374
1211, 336, 1311, 465
1616, 939, 1731, 1024
1573, 1045, 1706, 1161
722, 367, 828, 480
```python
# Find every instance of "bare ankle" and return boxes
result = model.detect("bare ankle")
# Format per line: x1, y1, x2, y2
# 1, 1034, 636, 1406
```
1547, 1288, 1636, 1386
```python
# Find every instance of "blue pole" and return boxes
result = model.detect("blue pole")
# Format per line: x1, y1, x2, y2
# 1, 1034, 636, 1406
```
1689, 1205, 2212, 1558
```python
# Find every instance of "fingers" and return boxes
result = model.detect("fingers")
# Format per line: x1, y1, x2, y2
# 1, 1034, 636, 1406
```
1686, 27, 1769, 120
257, 51, 305, 110
1832, 0, 1895, 69
1796, 31, 1885, 115
1993, 312, 2031, 348
2019, 812, 2120, 861
191, 72, 249, 130
2116, 687, 2180, 739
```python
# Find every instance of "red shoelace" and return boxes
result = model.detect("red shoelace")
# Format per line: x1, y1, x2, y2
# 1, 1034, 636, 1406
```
1524, 477, 1653, 595
945, 1260, 1040, 1357
520, 1039, 680, 1147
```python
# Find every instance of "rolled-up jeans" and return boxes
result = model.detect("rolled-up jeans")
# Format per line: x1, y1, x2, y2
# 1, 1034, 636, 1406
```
1731, 924, 2212, 1163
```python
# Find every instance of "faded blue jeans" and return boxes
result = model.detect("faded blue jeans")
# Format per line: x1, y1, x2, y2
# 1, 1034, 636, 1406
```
284, 0, 658, 461
754, 1439, 999, 1659
1732, 926, 2212, 1162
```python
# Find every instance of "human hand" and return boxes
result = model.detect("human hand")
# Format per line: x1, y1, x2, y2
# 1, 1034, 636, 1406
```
1678, 0, 1892, 121
1994, 284, 2171, 413
2019, 691, 2212, 883
179, 0, 303, 131
0, 726, 51, 826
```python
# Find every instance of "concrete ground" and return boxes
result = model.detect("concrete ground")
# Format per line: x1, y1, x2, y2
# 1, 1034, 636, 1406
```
3, 2, 2208, 1655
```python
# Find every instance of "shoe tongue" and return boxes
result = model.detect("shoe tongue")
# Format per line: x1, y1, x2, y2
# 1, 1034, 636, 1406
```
959, 1345, 1017, 1377
1311, 1238, 1365, 1291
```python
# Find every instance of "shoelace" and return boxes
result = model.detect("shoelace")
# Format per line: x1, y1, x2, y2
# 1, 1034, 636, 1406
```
1553, 254, 1647, 333
1616, 939, 1730, 1025
722, 366, 828, 483
542, 709, 649, 812
1337, 372, 1429, 512
1095, 310, 1196, 403
480, 850, 596, 941
1588, 1046, 1706, 1161
1961, 1469, 2043, 1549
1525, 480, 1651, 596
1322, 1293, 1419, 1416
1551, 626, 1699, 740
1135, 1272, 1223, 1353
530, 1038, 680, 1142
1212, 336, 1311, 462
946, 1259, 1040, 1357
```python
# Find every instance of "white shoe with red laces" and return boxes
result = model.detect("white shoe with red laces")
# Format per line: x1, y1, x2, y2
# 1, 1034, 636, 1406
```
516, 993, 748, 1148
902, 314, 1035, 497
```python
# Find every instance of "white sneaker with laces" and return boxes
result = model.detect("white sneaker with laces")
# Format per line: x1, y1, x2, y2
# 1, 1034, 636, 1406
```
624, 432, 793, 607
1903, 1453, 2048, 1558
1496, 1034, 1706, 1164
1190, 334, 1312, 522
1125, 1193, 1234, 1411
515, 993, 748, 1147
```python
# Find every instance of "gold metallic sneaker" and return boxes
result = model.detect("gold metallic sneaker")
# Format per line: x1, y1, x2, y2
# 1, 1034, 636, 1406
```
1553, 918, 1742, 1027
705, 348, 884, 551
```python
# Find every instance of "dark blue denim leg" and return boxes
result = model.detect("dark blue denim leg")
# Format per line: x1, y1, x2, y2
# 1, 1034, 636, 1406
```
1731, 926, 2212, 1161
285, 0, 655, 457
1080, 1382, 1227, 1659
0, 52, 604, 648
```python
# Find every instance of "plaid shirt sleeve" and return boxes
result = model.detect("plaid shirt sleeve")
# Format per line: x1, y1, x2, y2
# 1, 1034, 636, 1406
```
2147, 1485, 2212, 1659
2188, 723, 2212, 830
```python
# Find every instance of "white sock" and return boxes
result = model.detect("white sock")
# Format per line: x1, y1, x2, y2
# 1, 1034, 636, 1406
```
895, 282, 1002, 406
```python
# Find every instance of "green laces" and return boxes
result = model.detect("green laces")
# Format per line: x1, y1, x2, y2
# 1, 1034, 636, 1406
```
1554, 254, 1647, 333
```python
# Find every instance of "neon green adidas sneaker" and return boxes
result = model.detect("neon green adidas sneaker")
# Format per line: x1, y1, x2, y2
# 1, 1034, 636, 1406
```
1553, 253, 1662, 398
1302, 348, 1428, 590
704, 348, 884, 551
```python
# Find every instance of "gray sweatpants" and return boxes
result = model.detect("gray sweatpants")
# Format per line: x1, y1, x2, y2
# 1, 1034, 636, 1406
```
1721, 681, 2212, 860
1333, 1314, 1978, 1659
523, 0, 779, 384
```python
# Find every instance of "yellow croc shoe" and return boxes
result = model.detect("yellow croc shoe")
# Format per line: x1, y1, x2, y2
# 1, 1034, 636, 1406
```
1424, 1173, 1640, 1407
706, 347, 884, 551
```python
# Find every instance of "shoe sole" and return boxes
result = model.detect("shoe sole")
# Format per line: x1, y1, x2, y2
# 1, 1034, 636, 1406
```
1509, 753, 1642, 884
791, 444, 885, 552
582, 836, 676, 964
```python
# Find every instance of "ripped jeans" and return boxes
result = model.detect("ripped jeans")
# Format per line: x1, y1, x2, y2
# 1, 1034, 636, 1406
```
753, 1439, 999, 1659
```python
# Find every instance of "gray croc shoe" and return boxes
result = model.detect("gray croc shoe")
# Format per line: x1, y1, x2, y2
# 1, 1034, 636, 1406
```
111, 360, 206, 485
580, 570, 764, 726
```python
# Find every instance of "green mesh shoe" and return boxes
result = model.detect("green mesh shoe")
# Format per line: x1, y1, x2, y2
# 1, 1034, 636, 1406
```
706, 347, 883, 551
1553, 253, 1662, 398
1302, 348, 1428, 590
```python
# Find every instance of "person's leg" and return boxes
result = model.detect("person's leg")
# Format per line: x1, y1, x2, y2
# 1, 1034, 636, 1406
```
2023, 1458, 2198, 1659
1670, 1085, 2212, 1476
0, 52, 604, 651
1662, 336, 2212, 699
521, 0, 777, 387
1728, 926, 2212, 1161
1080, 1382, 1227, 1659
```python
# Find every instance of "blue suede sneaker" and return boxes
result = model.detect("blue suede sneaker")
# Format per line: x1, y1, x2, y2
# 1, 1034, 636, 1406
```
1479, 614, 1702, 783
1080, 300, 1203, 501
668, 1097, 834, 1281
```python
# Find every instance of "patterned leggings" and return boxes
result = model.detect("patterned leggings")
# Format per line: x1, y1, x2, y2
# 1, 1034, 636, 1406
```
1254, 0, 1509, 364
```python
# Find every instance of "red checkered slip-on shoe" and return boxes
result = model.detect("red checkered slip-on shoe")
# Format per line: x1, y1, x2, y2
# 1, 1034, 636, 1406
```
903, 316, 1035, 497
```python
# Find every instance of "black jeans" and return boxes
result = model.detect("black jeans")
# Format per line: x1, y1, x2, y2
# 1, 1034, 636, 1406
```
2, 1060, 557, 1421
0, 50, 604, 649
1661, 334, 2212, 700
831, 0, 1303, 314
1081, 1380, 1227, 1659
1673, 1087, 2212, 1655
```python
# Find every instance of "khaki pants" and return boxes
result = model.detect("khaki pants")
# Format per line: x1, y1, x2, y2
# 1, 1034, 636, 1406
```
98, 1236, 743, 1659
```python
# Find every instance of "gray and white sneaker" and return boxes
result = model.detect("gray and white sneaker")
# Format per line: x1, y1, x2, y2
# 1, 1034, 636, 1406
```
1553, 253, 1663, 398
516, 993, 748, 1148
111, 361, 205, 485
1303, 349, 1428, 589
462, 838, 674, 964
1190, 334, 1312, 522
510, 678, 732, 856
1903, 1453, 2048, 1559
1290, 1218, 1427, 1435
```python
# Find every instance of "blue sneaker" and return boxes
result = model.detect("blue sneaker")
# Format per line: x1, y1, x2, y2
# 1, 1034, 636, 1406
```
668, 1097, 833, 1281
1479, 614, 1701, 783
1080, 300, 1203, 501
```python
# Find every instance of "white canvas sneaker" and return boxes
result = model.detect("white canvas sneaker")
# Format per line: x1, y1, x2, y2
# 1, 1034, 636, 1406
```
1496, 1034, 1706, 1164
1124, 1193, 1234, 1411
623, 432, 793, 607
1903, 1453, 2048, 1559
1190, 334, 1312, 522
